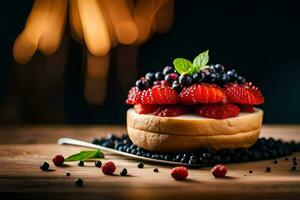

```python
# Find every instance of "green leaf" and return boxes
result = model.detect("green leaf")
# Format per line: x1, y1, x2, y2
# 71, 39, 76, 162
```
65, 150, 104, 162
193, 50, 209, 68
173, 58, 193, 75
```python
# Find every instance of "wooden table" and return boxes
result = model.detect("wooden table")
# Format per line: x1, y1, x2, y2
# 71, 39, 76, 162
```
0, 125, 299, 200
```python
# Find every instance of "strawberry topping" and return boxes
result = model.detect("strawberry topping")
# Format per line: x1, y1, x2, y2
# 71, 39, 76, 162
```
134, 104, 156, 114
153, 106, 188, 117
126, 87, 142, 105
194, 103, 240, 119
239, 104, 255, 112
179, 84, 225, 104
141, 85, 179, 105
224, 83, 264, 105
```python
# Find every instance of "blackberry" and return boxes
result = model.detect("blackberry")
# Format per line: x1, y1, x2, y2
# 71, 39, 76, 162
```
135, 79, 150, 90
163, 66, 174, 75
155, 71, 164, 80
179, 74, 192, 86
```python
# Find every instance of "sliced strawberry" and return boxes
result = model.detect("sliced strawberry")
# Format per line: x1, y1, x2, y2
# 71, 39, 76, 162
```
126, 87, 142, 105
194, 103, 240, 119
179, 84, 225, 105
141, 85, 179, 105
133, 104, 156, 114
239, 104, 255, 113
153, 106, 188, 117
224, 83, 264, 105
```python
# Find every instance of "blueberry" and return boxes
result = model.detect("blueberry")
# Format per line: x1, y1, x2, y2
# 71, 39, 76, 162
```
135, 79, 150, 90
212, 64, 225, 73
165, 73, 178, 84
153, 168, 159, 172
192, 72, 205, 83
40, 162, 50, 171
237, 76, 246, 84
107, 133, 117, 141
137, 162, 144, 168
77, 160, 84, 167
227, 69, 238, 79
131, 149, 137, 155
120, 168, 128, 176
189, 159, 197, 165
181, 157, 188, 163
75, 178, 83, 187
179, 74, 192, 86
66, 172, 71, 176
145, 72, 156, 82
220, 73, 229, 82
172, 81, 182, 93
163, 66, 174, 75
265, 167, 271, 172
155, 71, 164, 80
95, 160, 102, 167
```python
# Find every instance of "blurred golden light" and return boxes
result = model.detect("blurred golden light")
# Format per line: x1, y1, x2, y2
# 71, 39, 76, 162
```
13, 0, 174, 105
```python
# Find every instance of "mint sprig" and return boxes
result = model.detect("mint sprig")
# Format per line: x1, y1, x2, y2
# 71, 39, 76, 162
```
65, 150, 104, 162
173, 50, 209, 75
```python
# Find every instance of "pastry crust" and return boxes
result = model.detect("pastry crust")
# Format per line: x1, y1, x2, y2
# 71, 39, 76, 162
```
126, 108, 263, 152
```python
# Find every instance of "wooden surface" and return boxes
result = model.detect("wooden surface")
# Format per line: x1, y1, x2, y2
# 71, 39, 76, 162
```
0, 125, 299, 200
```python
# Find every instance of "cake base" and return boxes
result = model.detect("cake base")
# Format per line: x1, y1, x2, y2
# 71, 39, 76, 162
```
127, 108, 263, 152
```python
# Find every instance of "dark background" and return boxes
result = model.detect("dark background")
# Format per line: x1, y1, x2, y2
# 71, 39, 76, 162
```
0, 0, 300, 124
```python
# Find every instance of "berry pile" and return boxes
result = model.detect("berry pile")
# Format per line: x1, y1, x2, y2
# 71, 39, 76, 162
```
92, 134, 300, 167
126, 51, 264, 119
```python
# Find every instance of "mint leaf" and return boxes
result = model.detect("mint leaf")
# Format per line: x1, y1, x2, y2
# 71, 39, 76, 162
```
193, 50, 209, 68
65, 150, 104, 162
173, 58, 194, 75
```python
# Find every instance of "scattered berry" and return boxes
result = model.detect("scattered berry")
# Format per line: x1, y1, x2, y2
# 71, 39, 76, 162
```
291, 166, 297, 171
211, 164, 227, 177
52, 155, 64, 166
75, 178, 83, 187
102, 161, 116, 175
141, 85, 179, 105
179, 74, 192, 87
194, 103, 240, 119
66, 172, 71, 176
137, 162, 144, 168
272, 160, 278, 164
179, 84, 225, 104
171, 166, 188, 180
153, 106, 188, 117
265, 167, 271, 172
163, 66, 174, 75
153, 168, 159, 172
95, 160, 102, 167
224, 83, 264, 105
40, 162, 50, 171
134, 104, 156, 114
120, 168, 128, 176
249, 170, 253, 174
77, 160, 84, 167
292, 157, 297, 162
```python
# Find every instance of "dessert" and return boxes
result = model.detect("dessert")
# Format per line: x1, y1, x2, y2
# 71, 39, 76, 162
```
125, 50, 264, 152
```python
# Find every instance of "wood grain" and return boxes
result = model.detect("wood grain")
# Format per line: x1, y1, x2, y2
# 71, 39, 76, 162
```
0, 125, 299, 200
